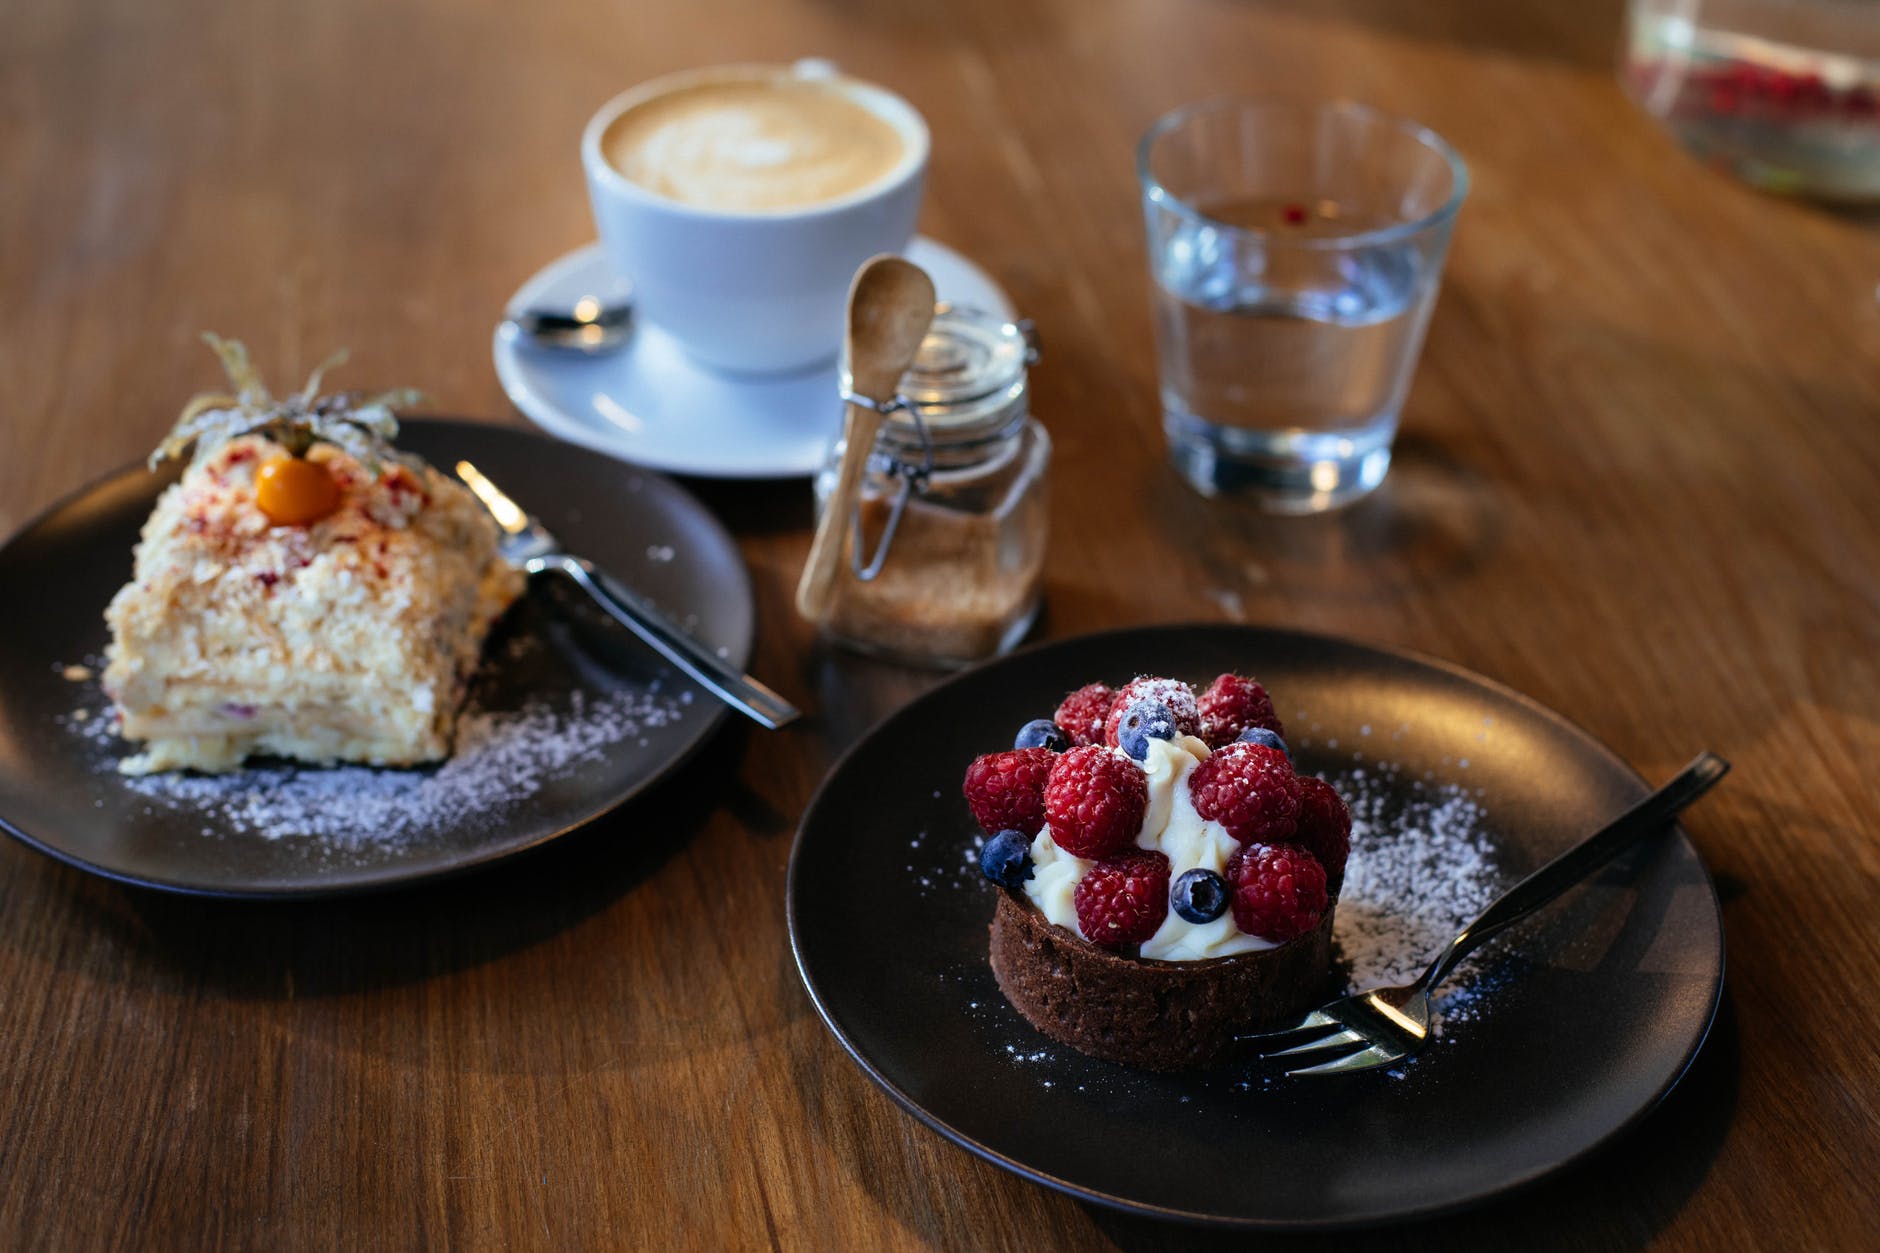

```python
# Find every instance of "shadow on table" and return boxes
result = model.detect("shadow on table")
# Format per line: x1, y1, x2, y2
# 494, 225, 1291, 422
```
1088, 987, 1742, 1251
805, 641, 956, 756
1143, 430, 1505, 613
65, 716, 757, 1002
676, 473, 815, 538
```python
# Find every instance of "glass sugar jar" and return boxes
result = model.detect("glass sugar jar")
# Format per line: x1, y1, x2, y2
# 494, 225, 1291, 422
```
813, 304, 1049, 668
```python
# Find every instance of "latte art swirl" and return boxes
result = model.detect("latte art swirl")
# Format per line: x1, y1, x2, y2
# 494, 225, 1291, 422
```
602, 80, 909, 212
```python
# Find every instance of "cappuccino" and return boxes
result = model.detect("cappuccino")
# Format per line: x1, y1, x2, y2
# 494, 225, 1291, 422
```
584, 64, 928, 372
602, 77, 910, 212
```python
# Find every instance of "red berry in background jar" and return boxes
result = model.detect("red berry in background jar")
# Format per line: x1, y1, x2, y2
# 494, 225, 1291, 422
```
1196, 672, 1284, 747
1053, 682, 1115, 747
1225, 843, 1328, 942
962, 747, 1054, 836
1074, 849, 1171, 948
1101, 676, 1200, 747
1044, 745, 1148, 858
1188, 741, 1302, 845
1293, 776, 1352, 891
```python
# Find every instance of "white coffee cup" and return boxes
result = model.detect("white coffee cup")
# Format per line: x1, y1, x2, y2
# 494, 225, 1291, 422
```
582, 61, 930, 376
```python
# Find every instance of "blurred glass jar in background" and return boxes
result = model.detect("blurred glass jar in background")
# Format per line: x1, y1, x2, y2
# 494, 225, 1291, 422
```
1623, 0, 1880, 201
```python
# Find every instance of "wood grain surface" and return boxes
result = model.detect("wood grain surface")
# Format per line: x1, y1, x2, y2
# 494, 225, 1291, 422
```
3, 0, 1878, 1248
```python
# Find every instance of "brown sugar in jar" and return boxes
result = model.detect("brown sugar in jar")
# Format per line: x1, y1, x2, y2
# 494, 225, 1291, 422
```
813, 305, 1049, 668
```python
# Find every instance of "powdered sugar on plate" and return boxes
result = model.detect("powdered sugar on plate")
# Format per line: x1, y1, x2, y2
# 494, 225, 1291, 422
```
1326, 764, 1505, 1025
61, 681, 683, 849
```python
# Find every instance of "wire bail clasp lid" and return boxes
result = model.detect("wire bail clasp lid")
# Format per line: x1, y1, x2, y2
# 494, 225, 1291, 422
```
836, 387, 933, 581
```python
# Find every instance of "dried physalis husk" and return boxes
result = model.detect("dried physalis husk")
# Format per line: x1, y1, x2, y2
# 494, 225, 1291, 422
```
151, 332, 426, 474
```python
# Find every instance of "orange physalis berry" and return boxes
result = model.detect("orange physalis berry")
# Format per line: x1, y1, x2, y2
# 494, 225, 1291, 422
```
254, 455, 341, 526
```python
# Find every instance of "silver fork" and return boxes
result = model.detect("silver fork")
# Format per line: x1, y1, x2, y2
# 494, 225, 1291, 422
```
1243, 751, 1730, 1077
455, 460, 799, 730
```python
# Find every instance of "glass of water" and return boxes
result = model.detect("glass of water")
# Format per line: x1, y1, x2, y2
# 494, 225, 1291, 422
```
1139, 98, 1467, 512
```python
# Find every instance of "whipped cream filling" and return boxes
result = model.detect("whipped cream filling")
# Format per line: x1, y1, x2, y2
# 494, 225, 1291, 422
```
1023, 829, 1091, 924
1021, 735, 1280, 960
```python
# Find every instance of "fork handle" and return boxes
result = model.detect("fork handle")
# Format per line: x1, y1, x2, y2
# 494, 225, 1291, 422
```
1420, 752, 1730, 991
549, 556, 801, 730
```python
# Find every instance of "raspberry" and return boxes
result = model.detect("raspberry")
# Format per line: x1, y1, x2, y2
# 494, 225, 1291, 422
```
1073, 849, 1171, 948
1187, 742, 1302, 845
1044, 744, 1148, 858
1224, 843, 1328, 941
962, 747, 1053, 835
1197, 673, 1284, 748
1102, 677, 1200, 747
1294, 776, 1352, 890
1053, 683, 1115, 747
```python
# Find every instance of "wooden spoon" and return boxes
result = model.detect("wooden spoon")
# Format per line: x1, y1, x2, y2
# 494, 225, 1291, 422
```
794, 255, 937, 624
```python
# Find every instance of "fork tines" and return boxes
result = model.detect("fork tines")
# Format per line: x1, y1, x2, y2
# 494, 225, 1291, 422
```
1238, 1012, 1409, 1076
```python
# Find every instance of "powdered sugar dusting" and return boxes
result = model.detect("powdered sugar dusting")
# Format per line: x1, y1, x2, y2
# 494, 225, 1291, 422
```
65, 683, 682, 848
1327, 764, 1505, 1025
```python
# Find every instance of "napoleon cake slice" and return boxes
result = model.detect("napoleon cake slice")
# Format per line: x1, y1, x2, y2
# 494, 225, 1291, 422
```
102, 335, 524, 774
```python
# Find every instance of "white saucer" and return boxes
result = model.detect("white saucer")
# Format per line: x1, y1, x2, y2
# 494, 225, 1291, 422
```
492, 237, 1014, 479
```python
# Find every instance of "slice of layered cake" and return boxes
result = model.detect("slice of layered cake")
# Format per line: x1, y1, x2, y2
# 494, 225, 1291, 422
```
102, 335, 524, 774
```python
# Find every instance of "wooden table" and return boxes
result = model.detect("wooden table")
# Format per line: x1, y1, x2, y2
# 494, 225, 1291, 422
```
3, 0, 1877, 1247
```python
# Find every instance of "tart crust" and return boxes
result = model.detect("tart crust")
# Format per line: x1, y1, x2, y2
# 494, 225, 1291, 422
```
988, 887, 1336, 1071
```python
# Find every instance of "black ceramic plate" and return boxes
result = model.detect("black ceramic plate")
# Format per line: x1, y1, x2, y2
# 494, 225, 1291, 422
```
0, 419, 752, 897
787, 625, 1724, 1229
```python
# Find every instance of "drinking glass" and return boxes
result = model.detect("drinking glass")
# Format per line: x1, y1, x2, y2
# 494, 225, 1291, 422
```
1622, 0, 1880, 201
1139, 98, 1467, 512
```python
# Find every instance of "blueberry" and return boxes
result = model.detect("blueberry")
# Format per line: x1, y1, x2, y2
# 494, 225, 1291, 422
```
1171, 868, 1229, 924
979, 829, 1035, 889
1116, 699, 1177, 761
1013, 718, 1069, 752
1236, 726, 1291, 762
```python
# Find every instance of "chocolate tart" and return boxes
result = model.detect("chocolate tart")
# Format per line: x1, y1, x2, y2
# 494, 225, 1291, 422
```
988, 888, 1337, 1071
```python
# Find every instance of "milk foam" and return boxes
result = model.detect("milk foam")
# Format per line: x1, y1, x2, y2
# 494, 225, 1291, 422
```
602, 79, 908, 212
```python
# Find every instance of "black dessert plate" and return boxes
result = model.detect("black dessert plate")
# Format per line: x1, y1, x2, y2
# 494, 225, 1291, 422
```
0, 419, 754, 897
786, 624, 1724, 1229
